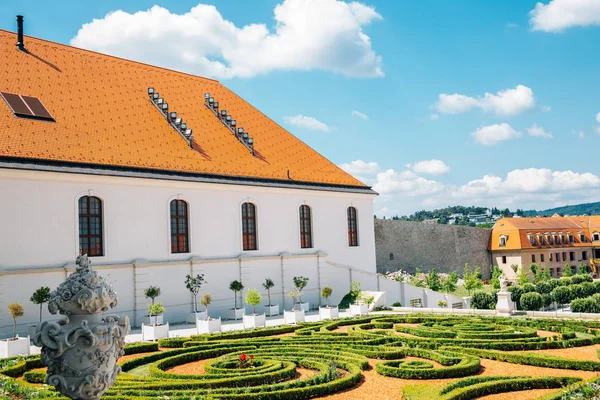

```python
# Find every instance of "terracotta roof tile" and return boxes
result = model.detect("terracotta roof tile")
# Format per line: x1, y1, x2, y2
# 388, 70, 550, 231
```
0, 30, 366, 188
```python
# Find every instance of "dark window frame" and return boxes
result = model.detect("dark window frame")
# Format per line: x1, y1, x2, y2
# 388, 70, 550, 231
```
501, 256, 507, 264
78, 196, 104, 257
347, 207, 359, 247
299, 205, 313, 249
242, 202, 258, 251
532, 254, 536, 263
170, 199, 189, 254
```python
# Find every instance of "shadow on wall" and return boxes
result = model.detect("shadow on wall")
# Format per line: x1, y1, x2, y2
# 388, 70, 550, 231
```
375, 219, 492, 279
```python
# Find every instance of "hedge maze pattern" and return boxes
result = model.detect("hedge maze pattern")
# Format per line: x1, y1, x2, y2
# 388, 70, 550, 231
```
2, 315, 600, 399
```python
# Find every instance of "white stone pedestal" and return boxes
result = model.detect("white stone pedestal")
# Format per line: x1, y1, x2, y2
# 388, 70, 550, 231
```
226, 308, 245, 320
295, 302, 309, 312
187, 311, 207, 324
264, 304, 280, 316
243, 314, 266, 329
284, 310, 305, 324
0, 337, 30, 358
496, 291, 515, 317
350, 304, 369, 316
319, 306, 339, 320
142, 323, 169, 341
197, 318, 221, 334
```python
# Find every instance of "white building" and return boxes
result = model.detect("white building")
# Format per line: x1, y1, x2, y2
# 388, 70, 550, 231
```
0, 24, 386, 335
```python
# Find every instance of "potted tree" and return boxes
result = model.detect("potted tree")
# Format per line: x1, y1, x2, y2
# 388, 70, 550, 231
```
292, 276, 310, 312
144, 286, 163, 325
185, 274, 207, 323
227, 280, 245, 320
243, 289, 266, 328
0, 303, 29, 358
142, 302, 169, 341
29, 286, 51, 337
319, 286, 338, 320
197, 294, 221, 334
349, 281, 369, 316
262, 278, 279, 316
284, 287, 305, 324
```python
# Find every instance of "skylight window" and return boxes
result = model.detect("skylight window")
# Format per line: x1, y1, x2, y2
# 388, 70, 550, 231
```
0, 92, 55, 122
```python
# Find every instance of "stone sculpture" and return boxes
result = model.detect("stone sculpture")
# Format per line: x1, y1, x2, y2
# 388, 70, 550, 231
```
32, 255, 130, 400
499, 273, 507, 292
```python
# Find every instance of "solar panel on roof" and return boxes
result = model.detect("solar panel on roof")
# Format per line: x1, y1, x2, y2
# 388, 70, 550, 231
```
0, 92, 55, 121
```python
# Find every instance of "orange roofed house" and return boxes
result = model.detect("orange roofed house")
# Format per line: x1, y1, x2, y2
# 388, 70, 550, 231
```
490, 216, 600, 280
0, 18, 378, 334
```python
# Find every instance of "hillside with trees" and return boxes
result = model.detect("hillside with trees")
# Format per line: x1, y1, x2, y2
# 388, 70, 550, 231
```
523, 201, 600, 217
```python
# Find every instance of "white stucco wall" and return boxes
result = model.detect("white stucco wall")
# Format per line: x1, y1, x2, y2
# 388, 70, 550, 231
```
0, 168, 376, 270
0, 167, 378, 336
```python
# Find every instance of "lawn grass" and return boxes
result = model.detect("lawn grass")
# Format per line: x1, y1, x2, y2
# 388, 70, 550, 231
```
450, 284, 496, 298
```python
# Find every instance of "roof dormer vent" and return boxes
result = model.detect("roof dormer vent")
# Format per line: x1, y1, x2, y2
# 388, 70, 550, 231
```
147, 87, 193, 147
205, 93, 255, 155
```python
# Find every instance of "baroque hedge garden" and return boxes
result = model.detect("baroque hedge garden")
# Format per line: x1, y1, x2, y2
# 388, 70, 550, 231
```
3, 314, 600, 399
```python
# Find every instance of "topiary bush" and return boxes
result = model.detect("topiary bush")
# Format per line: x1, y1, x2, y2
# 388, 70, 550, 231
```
470, 291, 497, 310
520, 292, 542, 311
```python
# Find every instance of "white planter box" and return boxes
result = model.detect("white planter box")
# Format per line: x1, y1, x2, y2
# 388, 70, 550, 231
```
226, 308, 245, 320
284, 310, 306, 324
264, 304, 279, 316
146, 313, 164, 325
295, 302, 309, 312
319, 306, 339, 320
197, 318, 221, 334
142, 323, 169, 341
0, 337, 30, 358
28, 325, 38, 339
243, 314, 266, 329
350, 304, 369, 316
186, 311, 207, 324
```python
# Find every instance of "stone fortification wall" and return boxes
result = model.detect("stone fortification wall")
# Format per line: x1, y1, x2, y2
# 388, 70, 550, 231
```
375, 219, 492, 279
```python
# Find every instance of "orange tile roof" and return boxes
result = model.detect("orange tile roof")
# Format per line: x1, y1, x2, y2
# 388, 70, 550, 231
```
0, 30, 368, 189
490, 216, 600, 251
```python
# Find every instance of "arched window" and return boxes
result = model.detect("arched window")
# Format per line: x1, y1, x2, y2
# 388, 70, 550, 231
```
78, 196, 103, 256
170, 199, 189, 253
347, 207, 358, 247
242, 202, 257, 250
299, 205, 313, 248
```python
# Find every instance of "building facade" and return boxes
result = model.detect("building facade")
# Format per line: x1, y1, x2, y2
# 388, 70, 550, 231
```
0, 25, 378, 335
490, 216, 600, 279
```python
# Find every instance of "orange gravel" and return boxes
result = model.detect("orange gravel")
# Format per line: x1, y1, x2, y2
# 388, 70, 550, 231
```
522, 343, 600, 361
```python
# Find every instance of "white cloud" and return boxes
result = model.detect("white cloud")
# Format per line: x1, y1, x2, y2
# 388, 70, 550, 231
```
339, 160, 379, 175
373, 169, 445, 196
284, 114, 331, 132
434, 85, 536, 117
406, 159, 450, 175
530, 0, 600, 32
70, 0, 384, 79
596, 112, 600, 123
471, 123, 521, 146
526, 123, 553, 138
430, 113, 439, 120
351, 110, 369, 120
573, 129, 585, 139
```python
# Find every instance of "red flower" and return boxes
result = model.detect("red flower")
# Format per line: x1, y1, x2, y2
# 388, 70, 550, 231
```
250, 355, 254, 360
240, 353, 247, 362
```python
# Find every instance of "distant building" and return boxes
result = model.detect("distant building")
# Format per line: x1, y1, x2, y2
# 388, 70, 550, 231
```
490, 216, 600, 279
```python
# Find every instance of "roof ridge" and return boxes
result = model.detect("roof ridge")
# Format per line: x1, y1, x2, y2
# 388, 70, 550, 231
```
0, 28, 220, 83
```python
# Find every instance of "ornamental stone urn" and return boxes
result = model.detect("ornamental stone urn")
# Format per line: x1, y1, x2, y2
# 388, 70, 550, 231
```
32, 255, 130, 399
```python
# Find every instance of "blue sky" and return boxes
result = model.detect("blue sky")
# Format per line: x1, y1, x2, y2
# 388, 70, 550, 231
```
2, 0, 600, 216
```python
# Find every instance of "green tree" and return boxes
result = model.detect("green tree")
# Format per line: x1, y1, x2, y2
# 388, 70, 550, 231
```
245, 289, 262, 315
262, 278, 275, 306
530, 263, 539, 276
184, 274, 206, 313
441, 271, 459, 293
552, 286, 572, 308
321, 286, 333, 306
229, 280, 244, 309
288, 288, 301, 310
292, 276, 309, 303
491, 266, 502, 289
520, 292, 542, 311
147, 302, 164, 325
144, 286, 161, 305
8, 303, 24, 339
535, 267, 552, 282
409, 268, 425, 287
470, 291, 496, 309
200, 294, 211, 320
463, 264, 483, 295
562, 264, 574, 277
30, 286, 51, 323
426, 268, 441, 291
517, 265, 530, 286
510, 264, 519, 275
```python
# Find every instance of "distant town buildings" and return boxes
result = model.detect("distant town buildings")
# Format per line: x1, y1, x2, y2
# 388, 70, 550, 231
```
490, 216, 600, 280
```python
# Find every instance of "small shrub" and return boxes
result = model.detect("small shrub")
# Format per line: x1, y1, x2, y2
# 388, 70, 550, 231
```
470, 291, 496, 310
520, 292, 542, 311
392, 302, 402, 307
